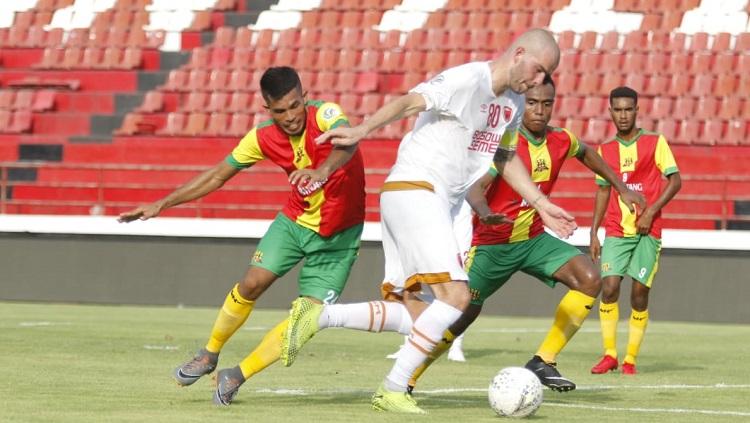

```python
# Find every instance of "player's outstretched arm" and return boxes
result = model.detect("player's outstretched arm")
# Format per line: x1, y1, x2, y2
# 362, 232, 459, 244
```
636, 172, 681, 234
466, 172, 512, 225
289, 124, 357, 189
117, 161, 240, 222
589, 185, 610, 261
577, 143, 645, 213
494, 152, 576, 238
315, 93, 426, 147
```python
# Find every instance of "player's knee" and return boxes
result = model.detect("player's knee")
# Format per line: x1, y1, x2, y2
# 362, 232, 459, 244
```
577, 270, 602, 297
443, 286, 471, 311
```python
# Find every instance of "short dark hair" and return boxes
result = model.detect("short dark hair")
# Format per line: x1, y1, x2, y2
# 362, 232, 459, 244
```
543, 74, 555, 90
609, 86, 638, 106
260, 66, 302, 101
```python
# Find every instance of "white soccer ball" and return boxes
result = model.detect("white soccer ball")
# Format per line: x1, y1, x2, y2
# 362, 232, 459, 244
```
488, 367, 543, 418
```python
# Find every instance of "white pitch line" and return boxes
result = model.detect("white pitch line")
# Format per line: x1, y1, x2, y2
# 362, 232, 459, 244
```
18, 321, 71, 327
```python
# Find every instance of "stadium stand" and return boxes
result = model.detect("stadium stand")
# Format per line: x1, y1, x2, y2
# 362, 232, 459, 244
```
0, 0, 749, 229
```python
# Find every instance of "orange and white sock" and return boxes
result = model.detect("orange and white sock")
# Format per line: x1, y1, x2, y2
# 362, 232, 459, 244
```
319, 301, 412, 335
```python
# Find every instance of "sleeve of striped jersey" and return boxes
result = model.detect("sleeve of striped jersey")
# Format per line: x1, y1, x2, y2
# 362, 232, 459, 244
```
562, 128, 582, 158
487, 163, 500, 178
315, 102, 349, 131
595, 145, 610, 186
226, 127, 265, 169
655, 135, 679, 176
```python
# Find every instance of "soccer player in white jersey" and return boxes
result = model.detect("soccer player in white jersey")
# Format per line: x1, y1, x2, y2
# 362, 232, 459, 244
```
280, 29, 575, 414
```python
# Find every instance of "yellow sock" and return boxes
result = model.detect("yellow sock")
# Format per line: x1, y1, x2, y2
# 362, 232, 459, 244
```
624, 309, 649, 365
408, 329, 456, 387
599, 302, 619, 358
205, 284, 254, 353
536, 290, 596, 363
238, 318, 288, 379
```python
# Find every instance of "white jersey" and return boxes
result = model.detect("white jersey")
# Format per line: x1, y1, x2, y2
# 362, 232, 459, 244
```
385, 61, 525, 207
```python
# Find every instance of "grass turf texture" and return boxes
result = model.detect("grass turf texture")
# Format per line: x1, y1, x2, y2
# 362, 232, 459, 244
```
1, 302, 749, 422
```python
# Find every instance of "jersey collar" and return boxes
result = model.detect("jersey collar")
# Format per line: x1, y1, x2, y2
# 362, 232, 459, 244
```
615, 128, 643, 146
520, 126, 547, 147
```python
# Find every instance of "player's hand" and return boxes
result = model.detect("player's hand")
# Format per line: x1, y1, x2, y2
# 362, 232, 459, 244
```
589, 232, 601, 261
636, 207, 655, 234
478, 212, 513, 226
620, 189, 646, 213
289, 168, 328, 195
536, 201, 577, 239
315, 125, 366, 147
117, 203, 162, 223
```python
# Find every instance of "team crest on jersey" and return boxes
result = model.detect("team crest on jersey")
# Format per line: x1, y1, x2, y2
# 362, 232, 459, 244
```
623, 157, 634, 167
534, 158, 549, 173
470, 287, 481, 301
503, 106, 512, 122
322, 106, 338, 120
295, 145, 305, 162
430, 74, 445, 85
601, 262, 610, 272
252, 250, 263, 264
480, 103, 488, 113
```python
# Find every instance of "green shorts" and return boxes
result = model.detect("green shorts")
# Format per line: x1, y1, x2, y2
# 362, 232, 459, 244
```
600, 235, 662, 287
250, 213, 363, 304
465, 232, 583, 305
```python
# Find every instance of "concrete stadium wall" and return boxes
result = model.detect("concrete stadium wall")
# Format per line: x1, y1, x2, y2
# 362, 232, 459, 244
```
1, 232, 748, 324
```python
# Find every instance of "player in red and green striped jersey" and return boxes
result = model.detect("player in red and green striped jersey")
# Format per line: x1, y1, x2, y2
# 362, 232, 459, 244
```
590, 86, 681, 375
117, 66, 365, 405
406, 76, 644, 393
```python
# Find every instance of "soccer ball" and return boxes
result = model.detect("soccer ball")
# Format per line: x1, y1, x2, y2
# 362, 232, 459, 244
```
488, 367, 543, 418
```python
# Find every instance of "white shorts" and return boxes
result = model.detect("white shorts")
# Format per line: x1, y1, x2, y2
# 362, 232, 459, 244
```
380, 188, 472, 300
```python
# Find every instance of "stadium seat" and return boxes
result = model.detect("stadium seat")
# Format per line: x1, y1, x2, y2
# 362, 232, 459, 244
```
275, 29, 298, 49
690, 51, 712, 74
0, 91, 14, 110
578, 51, 601, 70
184, 112, 208, 136
207, 70, 230, 92
694, 97, 718, 119
622, 52, 646, 74
644, 75, 669, 96
136, 91, 164, 113
210, 47, 232, 68
187, 70, 209, 92
577, 74, 601, 96
181, 91, 207, 112
226, 92, 251, 114
690, 74, 714, 97
206, 92, 229, 113
649, 97, 673, 119
339, 28, 362, 50
725, 119, 747, 144
338, 93, 359, 116
656, 118, 678, 141
714, 74, 737, 97
358, 93, 382, 116
564, 118, 586, 138
0, 110, 12, 133
338, 50, 359, 70
8, 110, 32, 133
644, 51, 668, 75
578, 31, 598, 51
599, 51, 623, 74
672, 97, 696, 119
556, 96, 582, 119
12, 90, 33, 111
717, 96, 742, 120
205, 112, 229, 136
187, 47, 209, 69
115, 112, 143, 135
697, 119, 723, 146
675, 119, 701, 145
599, 73, 622, 96
227, 113, 253, 137
226, 70, 251, 92
623, 74, 645, 93
162, 69, 188, 91
667, 74, 691, 97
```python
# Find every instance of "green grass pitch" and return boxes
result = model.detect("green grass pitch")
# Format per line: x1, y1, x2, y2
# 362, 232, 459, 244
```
1, 302, 748, 422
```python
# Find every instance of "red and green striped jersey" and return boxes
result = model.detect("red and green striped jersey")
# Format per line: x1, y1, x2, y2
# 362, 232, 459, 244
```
596, 129, 679, 239
226, 100, 365, 237
472, 126, 581, 246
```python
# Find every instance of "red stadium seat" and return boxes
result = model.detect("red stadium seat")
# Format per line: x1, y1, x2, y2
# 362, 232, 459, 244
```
689, 32, 709, 51
622, 30, 647, 52
187, 70, 209, 92
206, 92, 229, 113
599, 73, 623, 96
338, 50, 359, 70
577, 74, 601, 96
184, 112, 208, 136
725, 119, 747, 144
622, 52, 646, 74
717, 96, 742, 120
114, 113, 143, 136
210, 47, 232, 68
158, 112, 186, 136
599, 51, 623, 74
623, 74, 645, 93
181, 91, 208, 112
340, 11, 363, 27
713, 74, 737, 97
121, 47, 142, 69
556, 96, 582, 119
694, 97, 718, 119
656, 119, 678, 141
12, 90, 33, 111
0, 91, 14, 110
313, 71, 337, 93
251, 49, 274, 70
295, 49, 317, 71
735, 33, 750, 51
697, 119, 723, 145
381, 51, 404, 72
578, 31, 598, 51
644, 75, 669, 96
275, 29, 298, 49
136, 91, 164, 113
649, 97, 673, 119
187, 47, 209, 69
644, 51, 668, 75
81, 47, 102, 68
675, 119, 701, 145
711, 32, 732, 52
530, 10, 552, 28
578, 97, 605, 118
667, 74, 691, 97
690, 74, 714, 96
689, 51, 712, 74
564, 118, 586, 138
640, 13, 661, 31
358, 93, 381, 116
466, 12, 488, 27
205, 113, 229, 136
162, 70, 188, 91
227, 113, 253, 137
207, 70, 230, 92
667, 32, 687, 51
672, 97, 695, 119
584, 119, 611, 143
227, 70, 251, 92
338, 93, 359, 116
578, 51, 601, 71
339, 28, 362, 50
227, 92, 251, 113
556, 31, 575, 50
9, 110, 32, 133
0, 110, 12, 132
